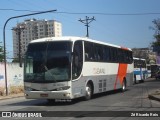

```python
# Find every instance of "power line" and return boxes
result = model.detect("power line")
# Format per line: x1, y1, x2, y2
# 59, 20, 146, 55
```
0, 8, 39, 12
1, 8, 160, 15
58, 12, 160, 16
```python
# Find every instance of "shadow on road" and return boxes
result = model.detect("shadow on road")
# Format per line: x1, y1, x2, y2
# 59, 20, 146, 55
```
145, 78, 160, 82
91, 89, 125, 100
5, 89, 127, 107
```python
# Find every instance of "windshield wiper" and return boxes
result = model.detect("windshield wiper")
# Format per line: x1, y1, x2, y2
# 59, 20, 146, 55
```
42, 64, 57, 83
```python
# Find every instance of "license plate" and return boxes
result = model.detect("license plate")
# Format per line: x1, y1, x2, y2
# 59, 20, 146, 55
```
40, 94, 48, 97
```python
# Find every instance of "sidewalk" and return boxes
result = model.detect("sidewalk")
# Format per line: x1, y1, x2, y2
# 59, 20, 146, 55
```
0, 93, 24, 100
148, 89, 160, 102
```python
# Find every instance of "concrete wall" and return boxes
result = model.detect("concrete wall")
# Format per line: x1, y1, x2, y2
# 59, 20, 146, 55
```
0, 63, 24, 95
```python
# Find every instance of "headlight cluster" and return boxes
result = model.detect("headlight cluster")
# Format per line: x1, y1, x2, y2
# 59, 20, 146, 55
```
56, 86, 70, 91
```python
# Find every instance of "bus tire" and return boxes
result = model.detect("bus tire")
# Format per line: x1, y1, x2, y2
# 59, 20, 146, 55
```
121, 79, 126, 92
84, 83, 92, 100
134, 75, 137, 84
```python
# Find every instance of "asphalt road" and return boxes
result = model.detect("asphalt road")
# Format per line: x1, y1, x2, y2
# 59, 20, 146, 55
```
0, 78, 160, 120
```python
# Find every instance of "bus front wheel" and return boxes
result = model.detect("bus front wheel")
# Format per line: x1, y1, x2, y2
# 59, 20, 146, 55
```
84, 83, 92, 100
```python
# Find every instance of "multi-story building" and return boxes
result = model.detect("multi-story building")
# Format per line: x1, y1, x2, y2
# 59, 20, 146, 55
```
132, 47, 156, 64
12, 18, 62, 58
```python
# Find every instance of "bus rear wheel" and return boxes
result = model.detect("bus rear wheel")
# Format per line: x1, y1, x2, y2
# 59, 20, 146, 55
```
84, 83, 92, 100
122, 79, 126, 92
134, 75, 137, 84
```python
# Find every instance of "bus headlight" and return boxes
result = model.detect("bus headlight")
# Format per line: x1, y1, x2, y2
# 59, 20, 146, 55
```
56, 86, 70, 91
24, 86, 33, 91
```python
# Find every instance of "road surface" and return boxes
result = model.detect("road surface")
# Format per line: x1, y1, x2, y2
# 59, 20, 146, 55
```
0, 78, 160, 120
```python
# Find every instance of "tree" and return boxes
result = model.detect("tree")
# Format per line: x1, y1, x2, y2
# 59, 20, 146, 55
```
151, 18, 160, 47
0, 42, 4, 62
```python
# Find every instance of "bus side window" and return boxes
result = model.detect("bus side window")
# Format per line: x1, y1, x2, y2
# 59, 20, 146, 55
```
72, 41, 83, 79
84, 41, 90, 61
103, 46, 109, 62
84, 41, 95, 61
127, 51, 133, 64
95, 44, 103, 61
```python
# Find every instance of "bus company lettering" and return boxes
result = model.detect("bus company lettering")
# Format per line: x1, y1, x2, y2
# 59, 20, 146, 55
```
93, 68, 105, 74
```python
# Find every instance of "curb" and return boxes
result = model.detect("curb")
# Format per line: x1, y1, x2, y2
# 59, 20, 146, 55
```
148, 94, 160, 102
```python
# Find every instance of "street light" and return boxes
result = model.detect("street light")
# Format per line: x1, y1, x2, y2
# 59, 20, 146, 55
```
3, 9, 57, 95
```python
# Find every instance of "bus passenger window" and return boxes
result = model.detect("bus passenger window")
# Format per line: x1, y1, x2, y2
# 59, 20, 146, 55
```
72, 41, 83, 79
84, 41, 95, 61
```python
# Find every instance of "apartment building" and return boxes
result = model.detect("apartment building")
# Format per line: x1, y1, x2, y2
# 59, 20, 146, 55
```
12, 18, 62, 58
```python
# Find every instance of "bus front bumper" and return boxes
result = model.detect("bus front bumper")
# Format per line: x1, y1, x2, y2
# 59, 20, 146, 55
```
24, 91, 72, 99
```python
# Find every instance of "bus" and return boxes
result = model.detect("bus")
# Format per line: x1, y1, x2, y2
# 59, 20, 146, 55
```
24, 36, 133, 101
146, 64, 151, 78
133, 57, 147, 83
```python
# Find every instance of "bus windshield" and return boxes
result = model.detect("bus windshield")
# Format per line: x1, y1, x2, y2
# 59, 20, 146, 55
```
24, 41, 72, 83
134, 59, 146, 68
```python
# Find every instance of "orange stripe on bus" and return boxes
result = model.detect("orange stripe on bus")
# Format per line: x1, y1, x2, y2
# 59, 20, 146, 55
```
114, 47, 128, 90
114, 63, 128, 90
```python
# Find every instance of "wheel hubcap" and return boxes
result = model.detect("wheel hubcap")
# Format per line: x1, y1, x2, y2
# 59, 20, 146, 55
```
122, 82, 125, 90
86, 86, 91, 97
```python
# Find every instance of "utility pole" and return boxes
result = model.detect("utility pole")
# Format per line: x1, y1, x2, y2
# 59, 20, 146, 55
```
12, 24, 25, 67
79, 16, 95, 37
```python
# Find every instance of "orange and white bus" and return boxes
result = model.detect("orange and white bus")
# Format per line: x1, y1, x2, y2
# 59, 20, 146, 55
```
24, 36, 133, 101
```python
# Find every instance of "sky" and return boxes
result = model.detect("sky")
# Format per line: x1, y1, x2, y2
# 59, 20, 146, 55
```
0, 0, 160, 60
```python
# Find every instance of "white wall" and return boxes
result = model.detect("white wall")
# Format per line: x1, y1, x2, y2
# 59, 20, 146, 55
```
0, 63, 24, 95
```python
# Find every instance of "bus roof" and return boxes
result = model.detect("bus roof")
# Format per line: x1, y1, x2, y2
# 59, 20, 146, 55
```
30, 36, 132, 51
